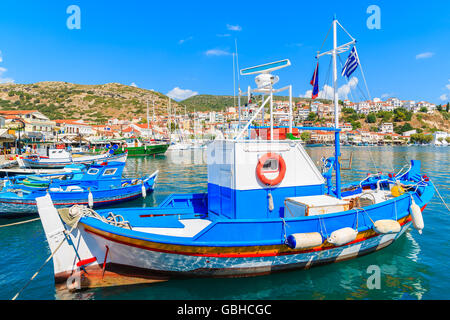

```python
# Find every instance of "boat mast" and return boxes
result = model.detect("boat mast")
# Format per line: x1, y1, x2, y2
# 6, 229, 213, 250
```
332, 18, 339, 130
332, 16, 342, 199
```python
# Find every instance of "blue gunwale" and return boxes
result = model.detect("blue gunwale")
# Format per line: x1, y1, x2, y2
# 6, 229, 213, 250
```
82, 182, 434, 248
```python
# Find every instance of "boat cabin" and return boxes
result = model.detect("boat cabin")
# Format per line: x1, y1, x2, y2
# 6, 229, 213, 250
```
207, 140, 326, 220
81, 161, 125, 183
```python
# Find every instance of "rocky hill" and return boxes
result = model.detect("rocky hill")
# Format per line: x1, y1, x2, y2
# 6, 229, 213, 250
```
180, 94, 332, 111
0, 82, 182, 123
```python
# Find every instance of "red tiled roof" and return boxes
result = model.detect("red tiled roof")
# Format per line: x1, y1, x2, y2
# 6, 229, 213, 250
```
0, 110, 39, 115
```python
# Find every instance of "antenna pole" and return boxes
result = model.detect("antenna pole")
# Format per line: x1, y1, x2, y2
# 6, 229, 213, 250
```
235, 39, 241, 129
270, 83, 273, 141
233, 53, 236, 111
289, 85, 293, 133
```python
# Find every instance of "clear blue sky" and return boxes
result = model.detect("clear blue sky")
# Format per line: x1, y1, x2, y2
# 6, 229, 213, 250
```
0, 0, 449, 104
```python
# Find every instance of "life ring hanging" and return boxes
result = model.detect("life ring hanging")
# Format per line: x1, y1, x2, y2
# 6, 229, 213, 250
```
123, 143, 128, 148
256, 153, 286, 186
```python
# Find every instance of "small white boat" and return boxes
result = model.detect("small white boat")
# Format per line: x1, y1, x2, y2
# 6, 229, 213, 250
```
21, 149, 128, 169
167, 143, 190, 151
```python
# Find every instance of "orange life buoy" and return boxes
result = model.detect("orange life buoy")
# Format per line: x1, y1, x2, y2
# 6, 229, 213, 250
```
256, 152, 286, 186
123, 143, 128, 148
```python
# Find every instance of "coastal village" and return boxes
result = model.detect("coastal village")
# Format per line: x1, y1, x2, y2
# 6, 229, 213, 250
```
1, 91, 449, 160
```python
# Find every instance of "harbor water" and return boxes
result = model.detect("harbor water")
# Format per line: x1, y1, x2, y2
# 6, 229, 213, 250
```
0, 146, 448, 300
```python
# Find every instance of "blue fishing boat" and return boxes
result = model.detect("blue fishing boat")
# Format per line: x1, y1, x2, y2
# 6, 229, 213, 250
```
35, 18, 435, 291
0, 161, 157, 216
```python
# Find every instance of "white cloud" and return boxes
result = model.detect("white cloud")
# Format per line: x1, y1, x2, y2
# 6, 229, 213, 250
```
381, 93, 393, 99
440, 94, 448, 101
415, 52, 434, 59
178, 36, 193, 44
226, 24, 242, 31
166, 87, 198, 101
216, 33, 231, 37
0, 50, 2, 63
0, 67, 14, 84
205, 49, 231, 56
130, 82, 138, 88
445, 79, 450, 90
300, 77, 359, 100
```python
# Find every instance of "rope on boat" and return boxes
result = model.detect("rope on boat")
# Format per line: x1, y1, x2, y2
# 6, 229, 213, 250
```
66, 205, 132, 229
0, 217, 40, 228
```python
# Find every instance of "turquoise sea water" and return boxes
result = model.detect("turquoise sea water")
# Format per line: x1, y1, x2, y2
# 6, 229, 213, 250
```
0, 146, 449, 300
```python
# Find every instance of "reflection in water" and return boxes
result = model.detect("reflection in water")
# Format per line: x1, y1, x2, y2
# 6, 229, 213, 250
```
1, 146, 448, 300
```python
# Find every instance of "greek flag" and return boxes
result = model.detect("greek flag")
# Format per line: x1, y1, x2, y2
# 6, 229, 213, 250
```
341, 47, 359, 78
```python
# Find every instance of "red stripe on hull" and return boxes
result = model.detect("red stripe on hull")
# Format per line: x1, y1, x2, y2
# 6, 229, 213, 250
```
83, 217, 412, 259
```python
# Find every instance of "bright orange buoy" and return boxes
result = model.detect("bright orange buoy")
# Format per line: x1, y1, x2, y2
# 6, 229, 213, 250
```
256, 152, 286, 186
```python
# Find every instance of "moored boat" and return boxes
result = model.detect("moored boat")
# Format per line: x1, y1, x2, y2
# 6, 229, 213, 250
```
90, 138, 169, 157
20, 148, 128, 169
35, 18, 435, 291
1, 161, 157, 216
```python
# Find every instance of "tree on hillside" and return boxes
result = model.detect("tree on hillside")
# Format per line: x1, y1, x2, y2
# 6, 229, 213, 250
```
306, 112, 317, 122
351, 121, 361, 130
419, 107, 428, 113
410, 133, 433, 144
376, 111, 393, 122
394, 122, 413, 134
393, 108, 412, 122
342, 107, 356, 114
300, 131, 311, 142
345, 113, 359, 122
366, 113, 376, 123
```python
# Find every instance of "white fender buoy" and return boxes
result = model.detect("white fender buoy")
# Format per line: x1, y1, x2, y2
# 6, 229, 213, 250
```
327, 227, 358, 246
268, 192, 274, 212
410, 197, 424, 234
88, 189, 94, 208
286, 232, 323, 249
373, 219, 401, 234
141, 183, 147, 199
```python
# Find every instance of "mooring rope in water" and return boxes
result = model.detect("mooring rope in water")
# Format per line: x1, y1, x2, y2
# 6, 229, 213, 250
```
0, 217, 40, 228
428, 178, 450, 213
11, 219, 80, 300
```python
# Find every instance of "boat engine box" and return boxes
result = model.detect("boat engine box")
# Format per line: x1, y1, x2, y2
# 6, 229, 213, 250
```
285, 195, 349, 217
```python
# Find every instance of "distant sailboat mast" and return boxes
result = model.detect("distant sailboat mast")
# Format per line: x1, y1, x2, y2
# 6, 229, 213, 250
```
146, 99, 150, 138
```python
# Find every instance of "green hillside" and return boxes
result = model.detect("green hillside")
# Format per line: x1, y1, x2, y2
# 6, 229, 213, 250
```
0, 82, 182, 123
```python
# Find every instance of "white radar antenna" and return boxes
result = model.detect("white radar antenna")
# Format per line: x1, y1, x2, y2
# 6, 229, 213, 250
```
236, 59, 293, 140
